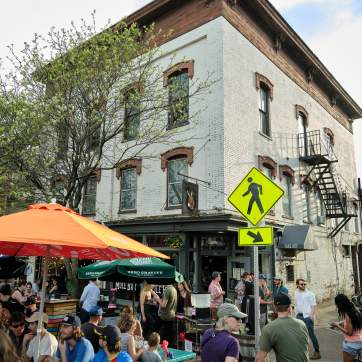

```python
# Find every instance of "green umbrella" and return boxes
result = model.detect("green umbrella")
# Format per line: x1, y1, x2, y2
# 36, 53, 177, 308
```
78, 257, 179, 284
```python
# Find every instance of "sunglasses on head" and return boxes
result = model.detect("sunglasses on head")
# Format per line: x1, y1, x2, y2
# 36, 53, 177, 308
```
12, 322, 25, 328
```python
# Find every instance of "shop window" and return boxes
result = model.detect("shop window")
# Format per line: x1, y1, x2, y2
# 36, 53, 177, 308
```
286, 265, 295, 282
124, 88, 141, 141
82, 176, 97, 215
119, 168, 137, 211
167, 158, 188, 208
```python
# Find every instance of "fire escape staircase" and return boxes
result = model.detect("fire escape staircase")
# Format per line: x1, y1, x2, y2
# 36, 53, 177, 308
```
298, 130, 357, 238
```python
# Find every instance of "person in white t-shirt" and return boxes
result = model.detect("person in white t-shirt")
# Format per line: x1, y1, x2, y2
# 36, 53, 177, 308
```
25, 311, 58, 362
294, 278, 321, 360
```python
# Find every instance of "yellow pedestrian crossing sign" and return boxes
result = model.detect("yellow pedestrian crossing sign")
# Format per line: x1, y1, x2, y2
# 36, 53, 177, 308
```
238, 226, 274, 246
228, 167, 284, 225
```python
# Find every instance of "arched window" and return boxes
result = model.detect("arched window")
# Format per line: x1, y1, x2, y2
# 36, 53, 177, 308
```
116, 159, 142, 212
161, 147, 193, 208
164, 61, 194, 130
296, 105, 309, 157
256, 73, 273, 137
279, 165, 295, 217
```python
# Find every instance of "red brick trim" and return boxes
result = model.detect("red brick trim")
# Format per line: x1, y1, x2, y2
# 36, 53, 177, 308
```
121, 81, 143, 98
116, 158, 142, 178
161, 146, 194, 171
163, 60, 194, 87
323, 127, 335, 146
255, 72, 274, 100
258, 155, 277, 178
279, 165, 295, 185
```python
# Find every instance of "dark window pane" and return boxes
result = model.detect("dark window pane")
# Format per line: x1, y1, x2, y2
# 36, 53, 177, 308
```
120, 168, 137, 210
168, 71, 189, 129
83, 176, 97, 214
167, 158, 188, 207
259, 87, 270, 136
124, 90, 140, 141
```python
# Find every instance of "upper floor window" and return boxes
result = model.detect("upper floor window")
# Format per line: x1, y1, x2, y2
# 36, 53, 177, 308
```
120, 168, 137, 211
354, 203, 360, 233
303, 184, 312, 223
164, 61, 194, 130
82, 176, 97, 215
167, 158, 188, 208
279, 165, 295, 218
168, 70, 189, 129
316, 191, 326, 225
124, 88, 141, 141
256, 73, 273, 138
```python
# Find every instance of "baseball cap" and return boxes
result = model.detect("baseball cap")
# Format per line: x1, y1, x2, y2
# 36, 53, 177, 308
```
61, 314, 81, 327
26, 312, 49, 324
217, 303, 247, 319
89, 306, 103, 316
273, 276, 282, 280
97, 325, 121, 345
258, 274, 267, 280
24, 296, 37, 306
274, 293, 291, 306
211, 271, 221, 280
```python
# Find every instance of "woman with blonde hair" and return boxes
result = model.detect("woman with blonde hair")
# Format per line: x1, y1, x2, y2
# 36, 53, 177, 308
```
0, 329, 21, 362
120, 305, 143, 338
118, 313, 144, 361
139, 283, 159, 339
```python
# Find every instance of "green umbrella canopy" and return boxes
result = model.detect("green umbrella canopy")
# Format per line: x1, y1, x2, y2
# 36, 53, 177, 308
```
78, 257, 179, 284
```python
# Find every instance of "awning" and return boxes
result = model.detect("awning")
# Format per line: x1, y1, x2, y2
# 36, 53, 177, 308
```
278, 225, 317, 251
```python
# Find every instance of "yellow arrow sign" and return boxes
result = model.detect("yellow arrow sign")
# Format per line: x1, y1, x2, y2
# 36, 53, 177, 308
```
238, 226, 274, 246
228, 167, 284, 225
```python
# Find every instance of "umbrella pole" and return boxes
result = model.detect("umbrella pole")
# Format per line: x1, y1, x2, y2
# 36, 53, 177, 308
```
35, 248, 49, 360
133, 283, 135, 315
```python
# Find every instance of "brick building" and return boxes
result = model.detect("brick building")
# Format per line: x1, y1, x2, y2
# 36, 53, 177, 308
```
86, 0, 362, 302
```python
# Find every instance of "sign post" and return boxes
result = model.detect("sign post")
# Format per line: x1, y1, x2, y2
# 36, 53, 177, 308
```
228, 167, 284, 349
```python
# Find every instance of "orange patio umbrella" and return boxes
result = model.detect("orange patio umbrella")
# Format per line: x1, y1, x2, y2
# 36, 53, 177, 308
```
0, 202, 168, 358
0, 202, 168, 259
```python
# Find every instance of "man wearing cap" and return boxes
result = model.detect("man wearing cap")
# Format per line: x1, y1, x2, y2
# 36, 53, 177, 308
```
79, 279, 100, 324
56, 314, 94, 362
255, 293, 309, 362
272, 276, 288, 299
201, 303, 247, 362
81, 306, 103, 353
93, 325, 132, 362
25, 311, 58, 362
208, 271, 225, 320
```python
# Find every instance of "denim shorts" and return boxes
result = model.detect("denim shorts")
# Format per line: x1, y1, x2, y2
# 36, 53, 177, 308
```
343, 340, 362, 357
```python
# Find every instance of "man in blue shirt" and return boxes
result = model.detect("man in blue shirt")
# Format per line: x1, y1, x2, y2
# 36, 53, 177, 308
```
272, 276, 289, 298
79, 279, 100, 323
56, 314, 94, 362
93, 325, 132, 362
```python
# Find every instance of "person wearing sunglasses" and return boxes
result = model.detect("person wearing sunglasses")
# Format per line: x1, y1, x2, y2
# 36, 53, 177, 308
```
295, 278, 321, 360
201, 303, 247, 362
8, 311, 26, 358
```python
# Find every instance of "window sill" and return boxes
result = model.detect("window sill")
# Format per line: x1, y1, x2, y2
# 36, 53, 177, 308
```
167, 121, 189, 130
165, 205, 182, 210
82, 212, 96, 216
282, 214, 294, 220
303, 219, 313, 225
259, 131, 272, 141
118, 209, 137, 214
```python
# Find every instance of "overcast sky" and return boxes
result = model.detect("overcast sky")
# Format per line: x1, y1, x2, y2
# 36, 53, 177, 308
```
1, 0, 361, 178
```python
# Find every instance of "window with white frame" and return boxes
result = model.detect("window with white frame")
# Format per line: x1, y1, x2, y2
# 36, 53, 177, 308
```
120, 168, 137, 211
124, 89, 141, 141
82, 176, 97, 214
259, 85, 271, 136
167, 158, 188, 207
281, 175, 293, 217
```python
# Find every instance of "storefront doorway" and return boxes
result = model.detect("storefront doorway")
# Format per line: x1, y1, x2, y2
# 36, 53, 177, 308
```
201, 256, 227, 292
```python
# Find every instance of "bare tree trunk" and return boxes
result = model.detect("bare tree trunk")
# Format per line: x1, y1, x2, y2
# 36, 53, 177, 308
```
64, 258, 81, 298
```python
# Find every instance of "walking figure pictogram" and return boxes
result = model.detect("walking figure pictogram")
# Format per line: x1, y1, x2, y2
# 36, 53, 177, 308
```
242, 177, 264, 215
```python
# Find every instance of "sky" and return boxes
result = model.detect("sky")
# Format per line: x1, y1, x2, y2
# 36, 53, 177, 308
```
0, 0, 361, 177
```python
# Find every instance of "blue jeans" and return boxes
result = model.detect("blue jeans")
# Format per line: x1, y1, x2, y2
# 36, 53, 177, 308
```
297, 314, 320, 352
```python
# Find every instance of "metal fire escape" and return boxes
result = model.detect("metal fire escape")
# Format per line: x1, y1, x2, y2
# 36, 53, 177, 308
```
298, 130, 357, 238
